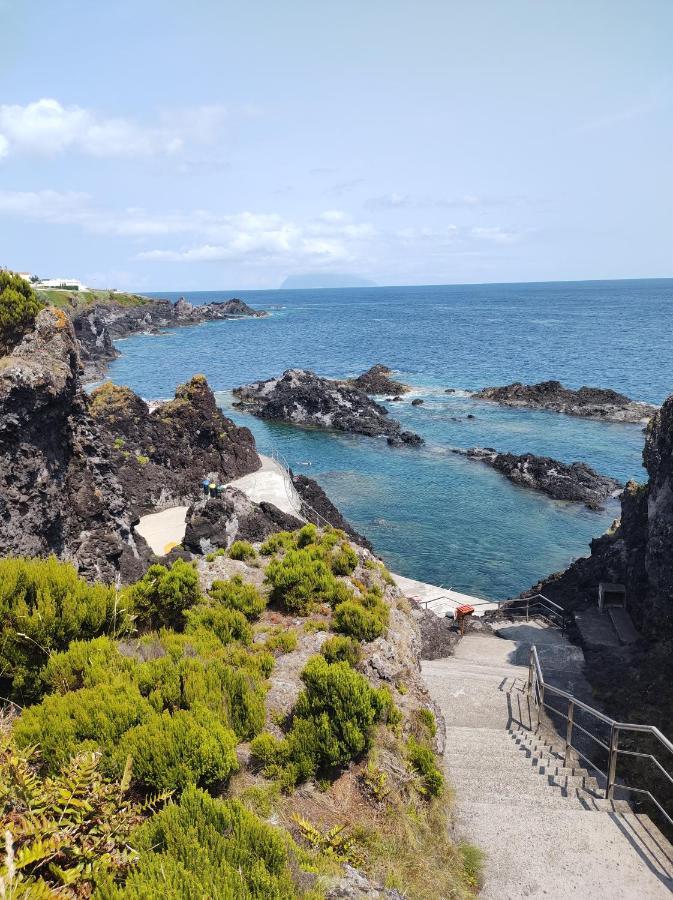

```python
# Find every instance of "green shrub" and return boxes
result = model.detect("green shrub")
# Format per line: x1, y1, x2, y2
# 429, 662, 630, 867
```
416, 707, 438, 738
40, 636, 135, 695
264, 628, 299, 654
0, 556, 133, 702
331, 542, 359, 576
265, 548, 350, 614
209, 575, 266, 619
125, 559, 201, 630
296, 523, 319, 548
406, 737, 444, 797
135, 454, 150, 465
135, 653, 266, 739
257, 656, 397, 788
116, 706, 238, 794
228, 539, 257, 561
0, 270, 43, 355
185, 603, 253, 644
260, 531, 297, 556
13, 679, 153, 772
333, 591, 389, 642
320, 635, 362, 667
98, 786, 298, 898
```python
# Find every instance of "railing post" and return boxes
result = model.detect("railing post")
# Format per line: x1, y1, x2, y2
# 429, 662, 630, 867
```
526, 596, 530, 622
527, 647, 534, 690
606, 726, 619, 799
565, 699, 574, 767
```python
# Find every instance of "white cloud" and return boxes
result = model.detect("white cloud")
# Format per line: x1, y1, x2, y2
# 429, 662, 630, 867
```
0, 98, 228, 160
0, 188, 524, 273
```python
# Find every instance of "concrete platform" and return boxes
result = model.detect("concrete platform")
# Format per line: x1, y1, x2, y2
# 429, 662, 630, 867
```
229, 454, 302, 518
392, 572, 497, 619
135, 506, 189, 555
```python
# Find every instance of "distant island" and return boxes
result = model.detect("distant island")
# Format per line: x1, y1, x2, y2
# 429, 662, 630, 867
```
280, 273, 377, 289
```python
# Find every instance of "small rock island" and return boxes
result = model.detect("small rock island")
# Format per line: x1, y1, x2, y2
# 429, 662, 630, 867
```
233, 368, 424, 446
472, 380, 657, 424
457, 447, 622, 508
349, 363, 410, 395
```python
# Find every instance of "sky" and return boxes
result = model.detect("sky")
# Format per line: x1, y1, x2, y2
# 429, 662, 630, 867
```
0, 0, 672, 291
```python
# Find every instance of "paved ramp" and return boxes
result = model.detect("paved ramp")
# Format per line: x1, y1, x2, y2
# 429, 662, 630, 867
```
423, 621, 673, 898
135, 506, 188, 555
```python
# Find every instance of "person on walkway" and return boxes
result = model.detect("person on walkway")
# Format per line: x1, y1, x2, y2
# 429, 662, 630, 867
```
202, 478, 210, 496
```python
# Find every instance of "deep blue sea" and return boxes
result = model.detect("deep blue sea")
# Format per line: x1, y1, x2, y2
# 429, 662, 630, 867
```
106, 279, 673, 600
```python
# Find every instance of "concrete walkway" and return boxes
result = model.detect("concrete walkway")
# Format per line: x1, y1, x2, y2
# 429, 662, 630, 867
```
423, 621, 673, 899
135, 506, 189, 555
229, 454, 302, 518
392, 573, 496, 618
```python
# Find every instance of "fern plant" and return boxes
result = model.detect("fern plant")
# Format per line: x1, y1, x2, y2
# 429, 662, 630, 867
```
0, 736, 170, 896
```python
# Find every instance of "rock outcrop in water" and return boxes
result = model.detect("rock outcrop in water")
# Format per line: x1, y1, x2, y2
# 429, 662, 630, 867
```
89, 376, 261, 517
232, 369, 424, 447
349, 363, 410, 395
473, 380, 657, 424
458, 448, 622, 509
292, 474, 373, 549
74, 297, 266, 379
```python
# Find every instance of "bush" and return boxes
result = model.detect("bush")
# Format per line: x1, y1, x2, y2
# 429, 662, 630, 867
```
0, 270, 43, 355
331, 542, 359, 576
116, 706, 238, 794
97, 786, 298, 898
320, 635, 362, 667
125, 559, 201, 630
255, 656, 397, 788
265, 548, 349, 614
296, 523, 319, 548
0, 556, 133, 702
135, 654, 266, 740
13, 679, 154, 772
333, 590, 389, 642
185, 603, 253, 645
209, 575, 266, 619
228, 539, 257, 561
41, 636, 135, 695
406, 737, 444, 797
264, 628, 299, 654
260, 531, 297, 556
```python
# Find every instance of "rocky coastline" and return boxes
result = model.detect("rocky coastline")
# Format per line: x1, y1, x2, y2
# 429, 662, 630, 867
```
73, 296, 266, 380
457, 447, 622, 508
472, 380, 657, 424
233, 368, 424, 447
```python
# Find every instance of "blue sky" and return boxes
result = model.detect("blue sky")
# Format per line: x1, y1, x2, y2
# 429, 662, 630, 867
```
0, 0, 671, 290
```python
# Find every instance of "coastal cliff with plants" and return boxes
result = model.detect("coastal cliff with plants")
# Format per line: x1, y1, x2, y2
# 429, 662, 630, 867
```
0, 273, 480, 897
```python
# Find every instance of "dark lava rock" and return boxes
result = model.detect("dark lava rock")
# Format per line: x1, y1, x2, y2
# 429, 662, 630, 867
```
459, 447, 622, 508
292, 475, 372, 549
349, 363, 409, 395
445, 388, 456, 394
89, 375, 260, 517
386, 431, 425, 448
411, 398, 424, 406
472, 380, 657, 424
0, 308, 150, 582
233, 369, 423, 447
74, 297, 266, 380
183, 490, 303, 554
411, 605, 460, 659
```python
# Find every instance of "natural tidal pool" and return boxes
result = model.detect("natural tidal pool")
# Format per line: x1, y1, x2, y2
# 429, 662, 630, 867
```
107, 279, 673, 598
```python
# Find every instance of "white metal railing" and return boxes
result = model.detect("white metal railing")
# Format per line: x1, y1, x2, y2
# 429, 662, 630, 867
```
527, 644, 673, 827
498, 593, 568, 632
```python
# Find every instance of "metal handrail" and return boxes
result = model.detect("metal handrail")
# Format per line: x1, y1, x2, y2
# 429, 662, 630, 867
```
526, 644, 673, 827
499, 594, 569, 632
269, 448, 332, 529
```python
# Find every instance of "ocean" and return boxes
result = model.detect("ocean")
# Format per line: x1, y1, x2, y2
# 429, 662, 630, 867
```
106, 279, 673, 600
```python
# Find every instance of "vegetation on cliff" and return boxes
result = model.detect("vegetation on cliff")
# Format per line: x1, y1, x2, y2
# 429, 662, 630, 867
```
0, 526, 479, 898
0, 271, 44, 355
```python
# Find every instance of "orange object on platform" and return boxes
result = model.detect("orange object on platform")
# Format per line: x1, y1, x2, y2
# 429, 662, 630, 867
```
456, 604, 475, 617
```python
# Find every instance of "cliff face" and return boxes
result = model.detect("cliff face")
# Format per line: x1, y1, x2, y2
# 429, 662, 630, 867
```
530, 396, 673, 636
89, 376, 260, 516
0, 309, 262, 582
0, 309, 147, 582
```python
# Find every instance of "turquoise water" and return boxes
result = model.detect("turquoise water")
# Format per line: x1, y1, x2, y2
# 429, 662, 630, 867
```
107, 279, 673, 599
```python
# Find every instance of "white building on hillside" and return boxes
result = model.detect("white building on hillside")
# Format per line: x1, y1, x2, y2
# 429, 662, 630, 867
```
34, 278, 88, 291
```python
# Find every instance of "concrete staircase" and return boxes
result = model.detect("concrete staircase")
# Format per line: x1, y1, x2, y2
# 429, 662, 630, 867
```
422, 622, 673, 899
